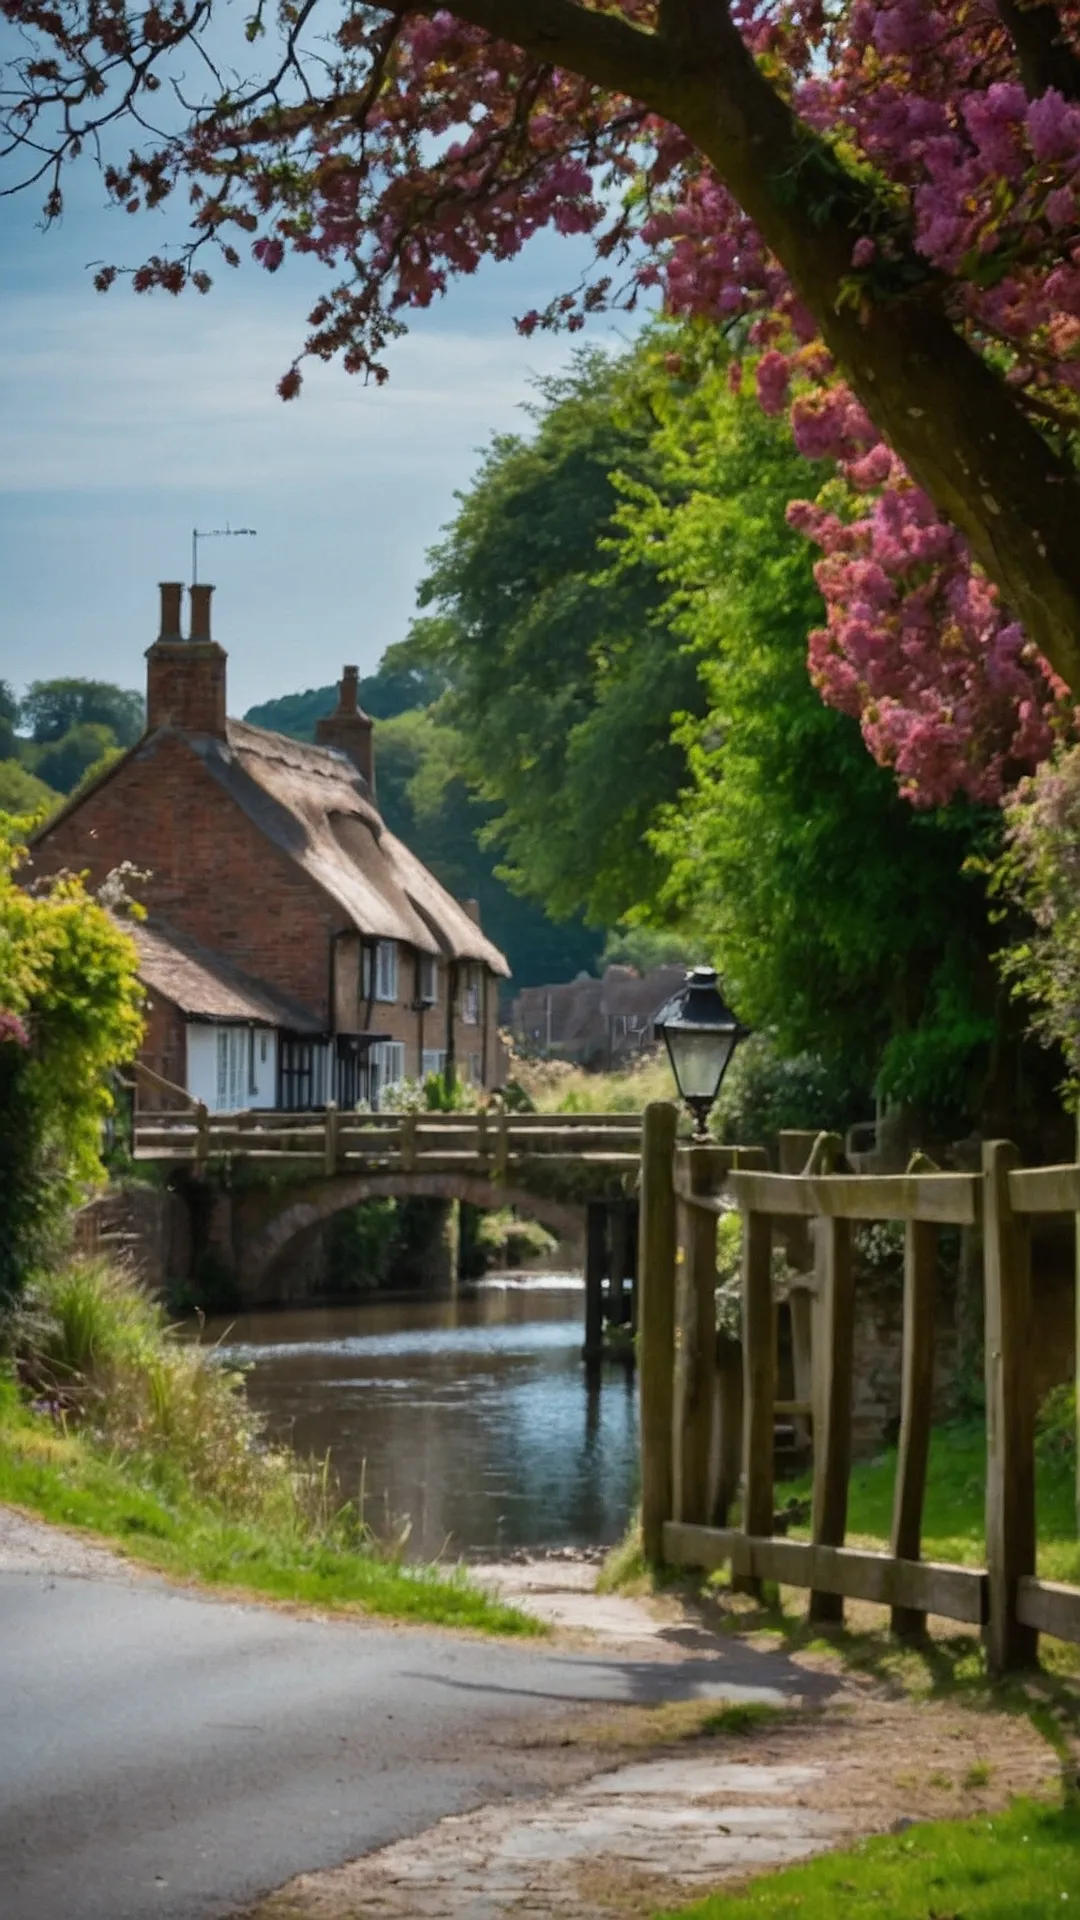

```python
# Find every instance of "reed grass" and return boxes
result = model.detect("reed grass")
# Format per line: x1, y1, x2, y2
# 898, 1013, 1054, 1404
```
1, 1256, 539, 1634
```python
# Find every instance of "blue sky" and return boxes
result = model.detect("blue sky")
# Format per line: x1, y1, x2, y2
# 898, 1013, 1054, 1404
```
1, 160, 633, 717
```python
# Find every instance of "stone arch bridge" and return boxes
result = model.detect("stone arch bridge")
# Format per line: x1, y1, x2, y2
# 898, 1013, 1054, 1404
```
133, 1106, 642, 1311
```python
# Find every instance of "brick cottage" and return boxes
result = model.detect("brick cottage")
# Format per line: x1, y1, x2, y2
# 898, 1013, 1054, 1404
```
29, 583, 509, 1111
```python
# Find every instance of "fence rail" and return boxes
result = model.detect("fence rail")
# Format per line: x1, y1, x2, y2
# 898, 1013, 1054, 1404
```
636, 1111, 1080, 1676
131, 1104, 643, 1180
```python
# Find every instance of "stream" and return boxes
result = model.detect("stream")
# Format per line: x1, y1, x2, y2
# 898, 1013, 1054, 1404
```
204, 1277, 639, 1562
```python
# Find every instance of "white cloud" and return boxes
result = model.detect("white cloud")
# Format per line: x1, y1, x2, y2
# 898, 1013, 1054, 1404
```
1, 286, 584, 495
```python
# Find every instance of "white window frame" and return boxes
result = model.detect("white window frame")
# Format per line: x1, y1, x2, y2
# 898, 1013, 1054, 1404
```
461, 964, 482, 1027
421, 1048, 446, 1081
370, 1040, 406, 1105
374, 940, 398, 1004
215, 1027, 247, 1112
417, 953, 438, 1006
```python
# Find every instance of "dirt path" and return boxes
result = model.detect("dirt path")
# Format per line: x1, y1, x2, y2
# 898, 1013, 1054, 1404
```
240, 1557, 1061, 1920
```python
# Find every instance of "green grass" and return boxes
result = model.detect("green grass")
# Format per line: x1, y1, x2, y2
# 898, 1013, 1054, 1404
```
0, 1257, 541, 1637
783, 1419, 1080, 1586
0, 1375, 537, 1632
654, 1797, 1080, 1918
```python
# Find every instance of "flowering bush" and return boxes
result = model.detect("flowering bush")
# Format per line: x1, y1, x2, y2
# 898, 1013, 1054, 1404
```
994, 742, 1080, 1099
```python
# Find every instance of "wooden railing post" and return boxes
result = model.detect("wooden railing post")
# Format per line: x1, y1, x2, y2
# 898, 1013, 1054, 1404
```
323, 1099, 339, 1176
738, 1206, 775, 1598
983, 1139, 1038, 1675
494, 1111, 510, 1182
638, 1100, 678, 1563
809, 1214, 855, 1624
401, 1111, 418, 1173
889, 1218, 937, 1638
584, 1200, 607, 1370
673, 1144, 722, 1526
712, 1333, 744, 1527
194, 1101, 210, 1170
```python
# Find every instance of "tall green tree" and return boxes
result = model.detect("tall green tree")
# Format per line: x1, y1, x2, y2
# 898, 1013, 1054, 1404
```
616, 359, 1019, 1130
21, 679, 144, 749
408, 346, 704, 927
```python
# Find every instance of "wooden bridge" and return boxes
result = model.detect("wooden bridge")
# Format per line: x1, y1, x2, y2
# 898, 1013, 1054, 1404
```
133, 1103, 642, 1188
131, 1096, 644, 1324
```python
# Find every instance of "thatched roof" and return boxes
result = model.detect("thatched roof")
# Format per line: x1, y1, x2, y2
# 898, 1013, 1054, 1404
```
131, 918, 323, 1029
187, 721, 510, 976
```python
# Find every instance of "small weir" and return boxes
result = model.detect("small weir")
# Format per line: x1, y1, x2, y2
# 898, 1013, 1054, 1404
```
207, 1277, 639, 1562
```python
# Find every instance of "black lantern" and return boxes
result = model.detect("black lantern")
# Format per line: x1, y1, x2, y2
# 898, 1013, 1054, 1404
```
654, 966, 747, 1138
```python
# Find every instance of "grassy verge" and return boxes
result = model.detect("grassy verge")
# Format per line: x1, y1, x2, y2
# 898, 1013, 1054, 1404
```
0, 1258, 538, 1636
653, 1797, 1080, 1918
782, 1418, 1080, 1586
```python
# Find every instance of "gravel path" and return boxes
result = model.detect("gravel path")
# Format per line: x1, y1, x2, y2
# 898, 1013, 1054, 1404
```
0, 1503, 152, 1583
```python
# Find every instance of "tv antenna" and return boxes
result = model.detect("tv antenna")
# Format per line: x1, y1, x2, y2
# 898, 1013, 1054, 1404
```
192, 522, 258, 585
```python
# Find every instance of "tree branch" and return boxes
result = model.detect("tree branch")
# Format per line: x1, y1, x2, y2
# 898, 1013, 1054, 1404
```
994, 0, 1080, 101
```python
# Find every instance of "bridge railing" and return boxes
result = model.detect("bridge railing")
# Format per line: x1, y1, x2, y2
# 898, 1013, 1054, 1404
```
132, 1103, 643, 1178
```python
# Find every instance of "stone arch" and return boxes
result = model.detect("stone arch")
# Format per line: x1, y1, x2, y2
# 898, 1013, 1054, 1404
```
235, 1171, 585, 1295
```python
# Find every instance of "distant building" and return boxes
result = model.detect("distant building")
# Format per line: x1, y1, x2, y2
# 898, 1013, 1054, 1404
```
509, 963, 687, 1070
29, 583, 509, 1110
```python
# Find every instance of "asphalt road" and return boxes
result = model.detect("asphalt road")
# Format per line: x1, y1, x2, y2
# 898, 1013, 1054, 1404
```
0, 1536, 802, 1920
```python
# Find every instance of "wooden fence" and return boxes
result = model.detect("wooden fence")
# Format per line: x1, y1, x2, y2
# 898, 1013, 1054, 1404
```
636, 1103, 1080, 1676
132, 1098, 642, 1182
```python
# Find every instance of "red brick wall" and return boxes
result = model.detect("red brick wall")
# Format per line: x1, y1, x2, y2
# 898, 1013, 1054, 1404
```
30, 734, 341, 1023
30, 735, 507, 1085
145, 641, 227, 737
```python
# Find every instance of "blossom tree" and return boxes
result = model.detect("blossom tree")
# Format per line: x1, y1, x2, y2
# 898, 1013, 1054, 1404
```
6, 0, 1080, 801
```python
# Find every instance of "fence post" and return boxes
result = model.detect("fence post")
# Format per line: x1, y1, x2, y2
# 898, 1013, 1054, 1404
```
737, 1206, 775, 1597
584, 1200, 607, 1371
324, 1100, 339, 1176
494, 1111, 510, 1182
194, 1101, 210, 1171
401, 1111, 418, 1173
809, 1214, 854, 1624
712, 1332, 744, 1527
983, 1139, 1038, 1676
889, 1218, 937, 1638
638, 1100, 678, 1563
673, 1144, 721, 1526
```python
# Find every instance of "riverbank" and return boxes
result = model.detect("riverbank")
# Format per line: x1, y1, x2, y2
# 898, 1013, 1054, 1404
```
0, 1255, 536, 1634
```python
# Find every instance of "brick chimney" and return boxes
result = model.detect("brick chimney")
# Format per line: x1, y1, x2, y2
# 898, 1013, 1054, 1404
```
315, 664, 375, 796
145, 583, 227, 738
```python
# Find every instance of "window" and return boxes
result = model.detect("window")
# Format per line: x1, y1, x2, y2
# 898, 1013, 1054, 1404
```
417, 953, 438, 1005
279, 1036, 327, 1111
462, 964, 481, 1026
466, 1052, 482, 1085
215, 1028, 247, 1111
421, 1048, 446, 1081
370, 1040, 406, 1105
374, 941, 398, 1003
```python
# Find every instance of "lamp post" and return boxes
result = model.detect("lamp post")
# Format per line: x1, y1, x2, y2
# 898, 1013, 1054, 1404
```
654, 966, 747, 1138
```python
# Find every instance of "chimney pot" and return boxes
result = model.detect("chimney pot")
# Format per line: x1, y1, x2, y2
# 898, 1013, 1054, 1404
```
146, 582, 227, 737
339, 665, 359, 715
159, 582, 183, 640
189, 583, 214, 642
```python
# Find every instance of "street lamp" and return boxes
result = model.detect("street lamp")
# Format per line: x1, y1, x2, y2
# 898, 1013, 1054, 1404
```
654, 966, 747, 1138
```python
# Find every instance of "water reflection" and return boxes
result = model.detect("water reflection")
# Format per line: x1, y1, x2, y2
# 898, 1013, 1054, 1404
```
205, 1278, 639, 1561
